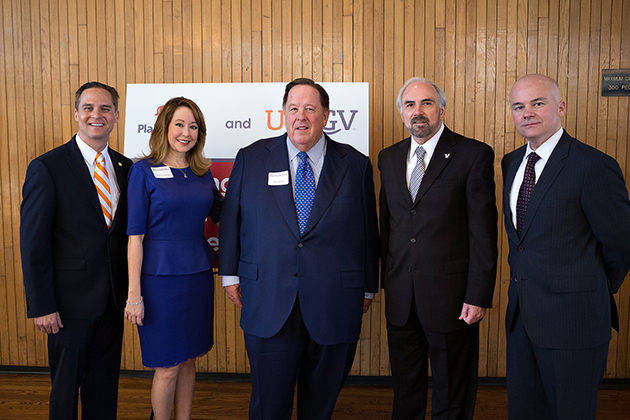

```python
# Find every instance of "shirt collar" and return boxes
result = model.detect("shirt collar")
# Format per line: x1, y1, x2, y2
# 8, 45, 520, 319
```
287, 134, 326, 163
525, 127, 563, 162
408, 123, 444, 162
76, 133, 109, 164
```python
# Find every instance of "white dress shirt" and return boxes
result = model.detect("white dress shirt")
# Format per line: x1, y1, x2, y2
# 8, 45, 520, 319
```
508, 128, 563, 229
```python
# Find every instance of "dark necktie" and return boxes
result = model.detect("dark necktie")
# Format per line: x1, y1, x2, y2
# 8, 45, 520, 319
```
516, 152, 541, 236
295, 151, 315, 235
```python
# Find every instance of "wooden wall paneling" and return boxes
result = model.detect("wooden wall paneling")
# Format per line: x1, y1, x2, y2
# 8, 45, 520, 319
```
2, 0, 21, 368
270, 0, 280, 81
191, 0, 203, 83
537, 0, 548, 75
0, 0, 10, 367
463, 0, 476, 138
18, 0, 39, 368
556, 0, 568, 130
291, 0, 301, 79
352, 0, 362, 83
163, 1, 174, 83
342, 6, 352, 82
241, 0, 252, 82
2, 0, 630, 378
546, 0, 558, 82
564, 0, 579, 136
388, 0, 400, 147
586, 1, 601, 152
230, 0, 242, 83
210, 0, 221, 83
173, 0, 184, 83
616, 1, 630, 378
425, 0, 435, 82
452, 0, 465, 133
142, 0, 154, 84
575, 0, 590, 145
434, 0, 446, 92
443, 0, 455, 129
483, 0, 498, 378
597, 0, 611, 154
321, 0, 332, 82
525, 0, 537, 74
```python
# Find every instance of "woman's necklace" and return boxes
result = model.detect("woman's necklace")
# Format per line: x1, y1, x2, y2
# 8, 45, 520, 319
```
165, 158, 189, 178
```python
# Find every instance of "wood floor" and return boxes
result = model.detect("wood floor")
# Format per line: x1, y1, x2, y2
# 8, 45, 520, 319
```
1, 373, 629, 419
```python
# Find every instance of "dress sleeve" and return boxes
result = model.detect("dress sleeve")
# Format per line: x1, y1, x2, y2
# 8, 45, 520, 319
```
127, 161, 150, 236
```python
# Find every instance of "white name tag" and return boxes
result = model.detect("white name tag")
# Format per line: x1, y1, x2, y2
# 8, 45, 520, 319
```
151, 166, 174, 179
268, 170, 289, 186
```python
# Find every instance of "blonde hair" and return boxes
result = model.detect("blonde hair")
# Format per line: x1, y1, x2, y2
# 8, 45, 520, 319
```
144, 97, 210, 176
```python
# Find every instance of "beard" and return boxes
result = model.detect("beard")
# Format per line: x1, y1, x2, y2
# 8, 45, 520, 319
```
405, 115, 440, 140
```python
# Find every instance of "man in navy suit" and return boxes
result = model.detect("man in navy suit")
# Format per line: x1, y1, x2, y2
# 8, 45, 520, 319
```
219, 78, 379, 420
378, 77, 497, 420
20, 82, 132, 420
503, 74, 630, 419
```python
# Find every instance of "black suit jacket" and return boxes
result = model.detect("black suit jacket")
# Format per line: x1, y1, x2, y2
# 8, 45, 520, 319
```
502, 131, 630, 349
20, 136, 132, 319
378, 126, 498, 333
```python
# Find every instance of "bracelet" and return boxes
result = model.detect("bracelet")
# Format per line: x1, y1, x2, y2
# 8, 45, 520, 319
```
126, 296, 143, 306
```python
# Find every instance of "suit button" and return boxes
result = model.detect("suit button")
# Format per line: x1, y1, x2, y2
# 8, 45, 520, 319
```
518, 246, 524, 252
298, 243, 304, 248
407, 267, 413, 272
410, 238, 416, 243
411, 210, 417, 215
294, 273, 298, 278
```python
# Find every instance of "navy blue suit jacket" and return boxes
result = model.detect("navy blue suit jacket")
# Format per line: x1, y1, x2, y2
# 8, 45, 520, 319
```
20, 136, 132, 319
502, 131, 630, 349
219, 134, 379, 345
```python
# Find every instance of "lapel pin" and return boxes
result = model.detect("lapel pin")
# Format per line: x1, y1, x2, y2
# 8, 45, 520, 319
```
118, 162, 122, 166
444, 153, 450, 158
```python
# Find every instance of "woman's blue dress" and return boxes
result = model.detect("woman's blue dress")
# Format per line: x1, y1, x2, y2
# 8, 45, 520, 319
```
127, 159, 222, 368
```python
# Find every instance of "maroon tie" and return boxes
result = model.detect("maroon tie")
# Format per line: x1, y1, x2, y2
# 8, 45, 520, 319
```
516, 152, 540, 236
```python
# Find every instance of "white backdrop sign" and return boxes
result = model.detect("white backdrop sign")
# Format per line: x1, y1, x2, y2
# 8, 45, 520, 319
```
123, 82, 369, 160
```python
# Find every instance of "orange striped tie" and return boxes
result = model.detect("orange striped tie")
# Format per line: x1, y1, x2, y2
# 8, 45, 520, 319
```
94, 152, 112, 228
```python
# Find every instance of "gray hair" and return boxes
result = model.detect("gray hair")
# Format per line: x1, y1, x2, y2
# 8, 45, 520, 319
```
396, 77, 447, 113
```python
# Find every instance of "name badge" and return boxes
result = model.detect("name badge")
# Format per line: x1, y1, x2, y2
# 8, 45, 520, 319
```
268, 170, 289, 186
151, 166, 174, 179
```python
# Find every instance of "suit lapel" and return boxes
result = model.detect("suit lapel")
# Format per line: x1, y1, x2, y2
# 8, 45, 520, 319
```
393, 139, 412, 204
503, 146, 525, 243
263, 134, 302, 240
519, 133, 570, 239
413, 127, 457, 206
303, 136, 348, 236
65, 136, 108, 228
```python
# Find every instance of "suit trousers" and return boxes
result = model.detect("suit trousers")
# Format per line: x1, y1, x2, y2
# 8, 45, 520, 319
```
387, 301, 479, 420
244, 298, 357, 420
47, 298, 124, 420
506, 305, 609, 420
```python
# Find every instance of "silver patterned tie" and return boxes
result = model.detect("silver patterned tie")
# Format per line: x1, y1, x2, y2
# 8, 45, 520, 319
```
409, 146, 426, 202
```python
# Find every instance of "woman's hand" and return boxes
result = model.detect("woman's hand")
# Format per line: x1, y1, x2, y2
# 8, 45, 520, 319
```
125, 298, 145, 326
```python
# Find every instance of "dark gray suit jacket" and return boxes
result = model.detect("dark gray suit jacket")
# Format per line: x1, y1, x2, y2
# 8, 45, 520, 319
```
379, 126, 498, 333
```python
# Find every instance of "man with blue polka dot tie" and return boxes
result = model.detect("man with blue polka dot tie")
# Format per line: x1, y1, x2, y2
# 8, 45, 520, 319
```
219, 78, 379, 420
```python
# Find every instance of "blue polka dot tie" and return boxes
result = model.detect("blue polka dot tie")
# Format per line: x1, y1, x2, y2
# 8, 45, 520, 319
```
295, 151, 316, 235
516, 152, 540, 237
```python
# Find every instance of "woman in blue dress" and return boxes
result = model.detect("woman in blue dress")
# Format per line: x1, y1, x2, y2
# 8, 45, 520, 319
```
124, 97, 222, 420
